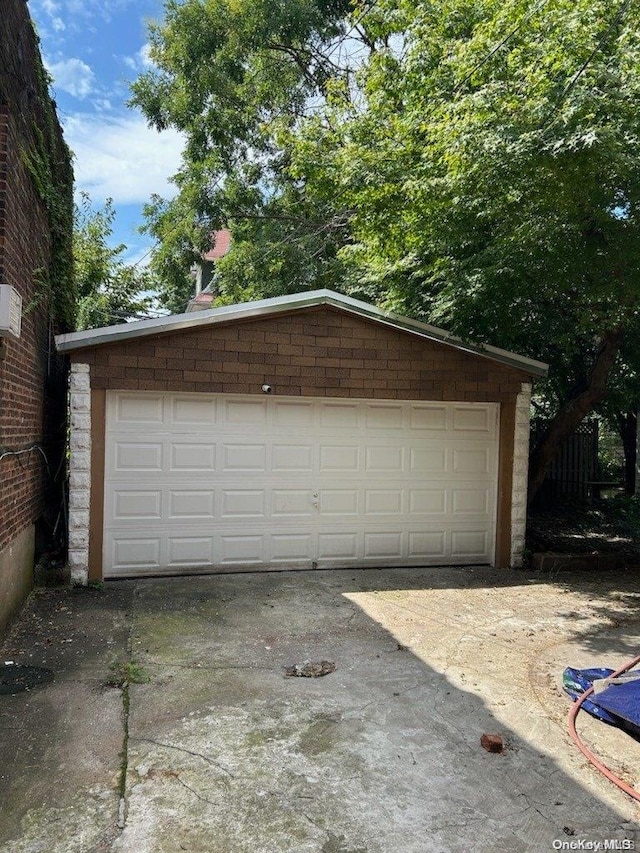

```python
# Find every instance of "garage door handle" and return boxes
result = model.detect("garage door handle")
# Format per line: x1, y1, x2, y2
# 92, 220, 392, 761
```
312, 493, 319, 507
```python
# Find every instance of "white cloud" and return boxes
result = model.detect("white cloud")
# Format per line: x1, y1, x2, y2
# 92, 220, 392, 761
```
121, 43, 154, 73
137, 43, 153, 68
64, 112, 184, 205
61, 0, 141, 23
94, 98, 114, 112
47, 57, 95, 98
40, 0, 60, 14
33, 0, 139, 33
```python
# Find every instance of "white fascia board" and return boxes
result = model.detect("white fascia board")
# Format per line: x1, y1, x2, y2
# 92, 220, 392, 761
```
55, 288, 548, 377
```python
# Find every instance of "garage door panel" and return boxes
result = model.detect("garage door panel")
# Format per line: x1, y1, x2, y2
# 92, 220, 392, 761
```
114, 442, 163, 473
364, 531, 403, 558
115, 394, 164, 427
319, 489, 359, 515
365, 446, 404, 473
222, 444, 266, 471
317, 532, 359, 560
112, 537, 161, 571
171, 396, 217, 426
272, 444, 314, 472
113, 490, 162, 520
274, 400, 314, 427
320, 445, 360, 471
410, 447, 446, 473
320, 402, 360, 429
169, 490, 215, 519
104, 393, 498, 576
171, 442, 216, 471
451, 529, 490, 559
452, 447, 493, 475
453, 406, 493, 432
270, 534, 314, 562
408, 530, 446, 559
167, 536, 214, 567
364, 490, 403, 515
221, 489, 266, 518
410, 405, 448, 431
272, 490, 314, 516
223, 398, 267, 426
451, 487, 491, 515
365, 404, 404, 430
220, 534, 264, 565
409, 489, 447, 514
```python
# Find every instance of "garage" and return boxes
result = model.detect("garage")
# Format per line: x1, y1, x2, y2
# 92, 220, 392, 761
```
56, 289, 546, 583
104, 393, 499, 577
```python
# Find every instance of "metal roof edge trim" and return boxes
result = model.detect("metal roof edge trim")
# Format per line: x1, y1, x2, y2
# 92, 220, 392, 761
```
55, 288, 548, 377
323, 295, 548, 377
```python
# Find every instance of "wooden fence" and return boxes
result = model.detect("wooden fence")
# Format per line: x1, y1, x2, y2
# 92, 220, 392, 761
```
530, 419, 599, 500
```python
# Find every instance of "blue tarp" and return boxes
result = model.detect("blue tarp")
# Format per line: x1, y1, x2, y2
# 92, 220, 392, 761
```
563, 666, 640, 737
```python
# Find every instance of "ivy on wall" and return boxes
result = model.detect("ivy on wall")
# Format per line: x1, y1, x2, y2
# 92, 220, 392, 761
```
18, 28, 74, 329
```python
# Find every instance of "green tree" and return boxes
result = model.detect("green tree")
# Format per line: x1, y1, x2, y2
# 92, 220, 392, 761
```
290, 0, 640, 499
596, 328, 640, 493
74, 193, 156, 330
130, 0, 364, 312
133, 0, 640, 499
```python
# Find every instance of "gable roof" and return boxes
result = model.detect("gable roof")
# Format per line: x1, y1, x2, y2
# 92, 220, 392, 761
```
55, 289, 548, 377
202, 229, 231, 261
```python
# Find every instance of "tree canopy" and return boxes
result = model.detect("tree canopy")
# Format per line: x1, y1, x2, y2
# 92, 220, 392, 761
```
130, 0, 361, 312
73, 194, 157, 330
132, 0, 640, 496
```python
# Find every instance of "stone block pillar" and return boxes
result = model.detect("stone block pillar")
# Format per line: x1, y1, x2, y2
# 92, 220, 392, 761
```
67, 363, 90, 585
511, 382, 532, 567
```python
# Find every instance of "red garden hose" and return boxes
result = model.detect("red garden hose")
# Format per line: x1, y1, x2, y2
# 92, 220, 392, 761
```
568, 653, 640, 803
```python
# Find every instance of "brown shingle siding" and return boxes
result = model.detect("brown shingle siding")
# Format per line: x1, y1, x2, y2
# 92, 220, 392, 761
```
70, 305, 531, 404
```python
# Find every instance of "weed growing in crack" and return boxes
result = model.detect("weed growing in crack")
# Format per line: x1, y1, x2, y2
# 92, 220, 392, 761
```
106, 660, 150, 688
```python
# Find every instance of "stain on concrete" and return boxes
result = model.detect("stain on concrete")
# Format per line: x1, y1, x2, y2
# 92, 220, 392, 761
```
297, 712, 343, 756
322, 832, 368, 853
2, 568, 640, 852
0, 584, 134, 851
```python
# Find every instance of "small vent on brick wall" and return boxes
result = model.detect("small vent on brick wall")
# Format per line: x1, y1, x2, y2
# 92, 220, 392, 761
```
0, 285, 22, 340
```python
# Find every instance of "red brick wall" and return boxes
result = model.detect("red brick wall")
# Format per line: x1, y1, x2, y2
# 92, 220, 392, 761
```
70, 306, 530, 401
0, 2, 70, 554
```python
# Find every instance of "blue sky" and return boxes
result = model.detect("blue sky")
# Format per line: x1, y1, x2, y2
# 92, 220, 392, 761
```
29, 0, 185, 264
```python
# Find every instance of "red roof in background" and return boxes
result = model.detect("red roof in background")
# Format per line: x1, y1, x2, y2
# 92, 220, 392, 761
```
190, 292, 214, 305
203, 229, 231, 261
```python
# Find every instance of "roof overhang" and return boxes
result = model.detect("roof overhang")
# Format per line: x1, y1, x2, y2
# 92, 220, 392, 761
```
55, 289, 548, 378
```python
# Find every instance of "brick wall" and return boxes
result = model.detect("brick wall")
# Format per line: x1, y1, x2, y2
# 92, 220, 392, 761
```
70, 306, 530, 401
0, 2, 71, 558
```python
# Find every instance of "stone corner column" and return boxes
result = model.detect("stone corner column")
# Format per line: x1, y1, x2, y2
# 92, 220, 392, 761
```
510, 382, 532, 567
67, 363, 91, 586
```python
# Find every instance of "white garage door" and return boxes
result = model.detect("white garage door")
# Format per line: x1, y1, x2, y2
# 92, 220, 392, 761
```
103, 392, 499, 577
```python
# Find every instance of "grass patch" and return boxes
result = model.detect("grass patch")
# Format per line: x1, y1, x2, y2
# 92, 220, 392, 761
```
106, 659, 150, 688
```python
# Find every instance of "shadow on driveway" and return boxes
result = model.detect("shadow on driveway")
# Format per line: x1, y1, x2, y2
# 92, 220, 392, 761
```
0, 565, 639, 852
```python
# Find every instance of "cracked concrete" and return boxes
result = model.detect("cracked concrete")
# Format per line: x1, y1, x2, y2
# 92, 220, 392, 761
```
1, 566, 640, 851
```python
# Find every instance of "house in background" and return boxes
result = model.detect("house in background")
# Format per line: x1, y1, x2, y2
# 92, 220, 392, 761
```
186, 229, 231, 312
0, 0, 73, 632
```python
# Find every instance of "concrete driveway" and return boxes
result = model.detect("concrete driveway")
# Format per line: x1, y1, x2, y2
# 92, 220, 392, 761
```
1, 566, 639, 852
